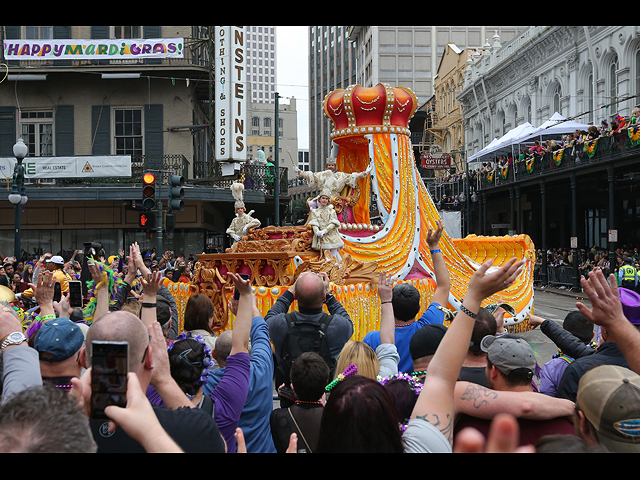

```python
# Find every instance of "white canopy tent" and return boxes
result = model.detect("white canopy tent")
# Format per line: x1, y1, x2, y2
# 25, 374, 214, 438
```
466, 113, 592, 163
467, 122, 536, 163
517, 112, 591, 142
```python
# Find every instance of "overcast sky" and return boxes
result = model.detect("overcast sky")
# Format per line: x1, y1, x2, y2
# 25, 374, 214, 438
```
276, 26, 309, 150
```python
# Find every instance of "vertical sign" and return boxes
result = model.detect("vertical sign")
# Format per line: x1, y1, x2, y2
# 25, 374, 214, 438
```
231, 26, 246, 162
215, 26, 246, 162
214, 27, 231, 160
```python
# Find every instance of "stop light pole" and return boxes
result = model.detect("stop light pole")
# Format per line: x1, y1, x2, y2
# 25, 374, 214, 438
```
142, 170, 184, 252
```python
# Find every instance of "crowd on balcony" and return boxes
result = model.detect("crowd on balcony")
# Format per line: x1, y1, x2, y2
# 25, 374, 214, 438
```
476, 107, 640, 177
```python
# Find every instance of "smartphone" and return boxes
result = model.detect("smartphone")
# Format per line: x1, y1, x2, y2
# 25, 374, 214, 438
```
90, 341, 129, 420
53, 282, 62, 303
278, 385, 296, 400
68, 281, 83, 308
233, 273, 251, 300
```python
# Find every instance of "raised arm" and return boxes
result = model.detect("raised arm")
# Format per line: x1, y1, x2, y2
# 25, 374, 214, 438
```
227, 272, 253, 356
377, 271, 394, 345
577, 268, 640, 375
409, 258, 523, 447
139, 271, 163, 330
427, 219, 451, 308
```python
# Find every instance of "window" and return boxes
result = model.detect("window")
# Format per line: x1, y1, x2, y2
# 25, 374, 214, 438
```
610, 55, 619, 110
553, 84, 562, 114
24, 26, 52, 39
113, 26, 141, 39
21, 111, 53, 157
588, 72, 594, 124
636, 51, 640, 103
114, 108, 143, 156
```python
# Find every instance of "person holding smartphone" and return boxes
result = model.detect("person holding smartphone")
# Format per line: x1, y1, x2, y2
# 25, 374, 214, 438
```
19, 255, 71, 301
76, 311, 227, 453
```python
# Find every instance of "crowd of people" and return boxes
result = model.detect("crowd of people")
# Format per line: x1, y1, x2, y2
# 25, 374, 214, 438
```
535, 245, 640, 290
0, 221, 639, 454
472, 109, 640, 178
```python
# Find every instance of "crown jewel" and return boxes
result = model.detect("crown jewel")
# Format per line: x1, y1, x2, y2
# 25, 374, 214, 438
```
324, 83, 418, 140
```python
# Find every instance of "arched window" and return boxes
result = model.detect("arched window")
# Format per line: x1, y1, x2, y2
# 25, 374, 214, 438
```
588, 72, 594, 124
636, 50, 640, 102
553, 84, 562, 114
610, 54, 619, 111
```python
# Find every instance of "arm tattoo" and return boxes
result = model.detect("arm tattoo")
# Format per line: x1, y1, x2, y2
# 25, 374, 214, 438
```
415, 413, 453, 442
459, 383, 499, 409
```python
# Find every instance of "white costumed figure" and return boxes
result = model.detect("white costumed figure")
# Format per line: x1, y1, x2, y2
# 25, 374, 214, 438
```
308, 187, 344, 261
226, 182, 261, 244
297, 141, 371, 209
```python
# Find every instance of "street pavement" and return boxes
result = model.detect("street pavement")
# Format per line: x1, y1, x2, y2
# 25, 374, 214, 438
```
520, 286, 592, 386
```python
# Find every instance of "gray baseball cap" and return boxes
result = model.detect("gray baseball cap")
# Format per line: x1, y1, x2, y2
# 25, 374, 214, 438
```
480, 334, 536, 378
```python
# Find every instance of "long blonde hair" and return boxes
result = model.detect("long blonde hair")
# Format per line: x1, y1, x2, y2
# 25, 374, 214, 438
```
334, 340, 380, 380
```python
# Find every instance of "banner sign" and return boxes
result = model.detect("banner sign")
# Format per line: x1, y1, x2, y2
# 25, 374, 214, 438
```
214, 26, 246, 163
0, 156, 132, 179
421, 146, 452, 169
3, 39, 184, 60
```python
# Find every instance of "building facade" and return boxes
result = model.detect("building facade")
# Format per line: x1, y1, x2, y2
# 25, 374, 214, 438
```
459, 26, 640, 158
457, 26, 640, 260
308, 26, 357, 172
309, 27, 526, 174
247, 25, 277, 104
0, 25, 286, 259
247, 96, 298, 180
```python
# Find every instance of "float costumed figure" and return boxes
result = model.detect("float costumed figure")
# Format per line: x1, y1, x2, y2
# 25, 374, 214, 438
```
308, 187, 344, 262
297, 142, 372, 212
226, 182, 261, 245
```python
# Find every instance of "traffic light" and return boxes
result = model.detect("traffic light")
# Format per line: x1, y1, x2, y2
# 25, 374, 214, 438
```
139, 211, 156, 229
142, 172, 156, 209
165, 212, 176, 229
168, 174, 185, 211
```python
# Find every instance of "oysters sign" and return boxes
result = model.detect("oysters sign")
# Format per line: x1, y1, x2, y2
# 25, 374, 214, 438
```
421, 145, 451, 170
214, 26, 247, 162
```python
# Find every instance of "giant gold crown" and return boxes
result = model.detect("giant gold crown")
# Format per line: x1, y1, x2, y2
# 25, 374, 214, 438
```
324, 83, 418, 140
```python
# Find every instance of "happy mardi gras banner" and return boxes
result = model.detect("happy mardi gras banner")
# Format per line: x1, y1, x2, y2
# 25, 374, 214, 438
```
3, 38, 184, 60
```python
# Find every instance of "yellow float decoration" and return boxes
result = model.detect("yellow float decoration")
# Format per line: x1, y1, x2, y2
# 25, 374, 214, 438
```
190, 83, 535, 338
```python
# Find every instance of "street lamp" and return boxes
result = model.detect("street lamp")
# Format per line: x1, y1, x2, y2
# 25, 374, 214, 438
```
9, 138, 28, 259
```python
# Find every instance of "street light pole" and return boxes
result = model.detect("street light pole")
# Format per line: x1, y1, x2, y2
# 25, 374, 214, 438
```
274, 92, 281, 226
9, 139, 28, 260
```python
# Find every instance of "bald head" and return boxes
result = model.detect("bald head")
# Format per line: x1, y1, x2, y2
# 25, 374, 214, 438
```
295, 272, 325, 309
85, 311, 149, 370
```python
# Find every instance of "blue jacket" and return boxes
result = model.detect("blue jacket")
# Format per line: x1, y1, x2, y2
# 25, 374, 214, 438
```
204, 315, 277, 453
362, 303, 444, 374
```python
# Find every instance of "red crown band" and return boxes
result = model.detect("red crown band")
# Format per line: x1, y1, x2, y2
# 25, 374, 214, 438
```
324, 83, 418, 139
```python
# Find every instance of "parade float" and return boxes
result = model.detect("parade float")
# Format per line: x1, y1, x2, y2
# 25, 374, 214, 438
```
190, 83, 536, 339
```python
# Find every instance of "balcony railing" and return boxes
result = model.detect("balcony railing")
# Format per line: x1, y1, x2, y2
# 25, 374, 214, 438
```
477, 127, 640, 189
54, 155, 288, 195
193, 162, 289, 196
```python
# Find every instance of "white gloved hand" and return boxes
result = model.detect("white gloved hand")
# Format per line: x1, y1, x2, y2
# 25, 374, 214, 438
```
364, 162, 373, 175
242, 225, 248, 233
233, 234, 241, 242
316, 230, 325, 238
